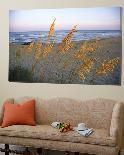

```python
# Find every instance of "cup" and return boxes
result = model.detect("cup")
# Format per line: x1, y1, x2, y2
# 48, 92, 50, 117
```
51, 122, 60, 128
77, 123, 87, 130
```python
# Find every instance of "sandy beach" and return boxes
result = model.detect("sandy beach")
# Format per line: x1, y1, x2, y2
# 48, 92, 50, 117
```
9, 36, 122, 85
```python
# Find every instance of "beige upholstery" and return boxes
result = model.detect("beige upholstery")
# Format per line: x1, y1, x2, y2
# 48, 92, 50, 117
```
14, 97, 115, 129
0, 125, 116, 147
0, 97, 123, 155
0, 136, 119, 155
110, 102, 124, 148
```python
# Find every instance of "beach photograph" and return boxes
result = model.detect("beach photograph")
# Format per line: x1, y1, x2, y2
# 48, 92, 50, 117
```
9, 7, 122, 84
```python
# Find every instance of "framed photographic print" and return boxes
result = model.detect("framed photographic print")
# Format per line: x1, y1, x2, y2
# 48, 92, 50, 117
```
9, 7, 122, 85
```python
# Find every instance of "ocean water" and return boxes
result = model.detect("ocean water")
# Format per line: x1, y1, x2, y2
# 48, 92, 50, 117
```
9, 30, 121, 44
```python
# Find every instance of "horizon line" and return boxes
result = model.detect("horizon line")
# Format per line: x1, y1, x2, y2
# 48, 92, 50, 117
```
9, 29, 121, 33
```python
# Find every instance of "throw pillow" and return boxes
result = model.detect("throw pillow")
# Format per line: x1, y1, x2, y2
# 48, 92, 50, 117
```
1, 99, 36, 127
0, 98, 14, 126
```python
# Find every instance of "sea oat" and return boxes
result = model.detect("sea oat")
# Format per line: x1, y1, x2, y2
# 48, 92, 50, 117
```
30, 33, 43, 77
58, 25, 77, 54
43, 43, 54, 58
74, 40, 99, 59
62, 61, 69, 69
42, 19, 56, 58
26, 41, 34, 53
96, 57, 120, 76
59, 60, 70, 70
31, 61, 36, 75
34, 40, 42, 59
48, 18, 56, 41
77, 58, 94, 80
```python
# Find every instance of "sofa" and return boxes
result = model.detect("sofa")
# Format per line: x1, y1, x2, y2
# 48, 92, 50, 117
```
0, 97, 123, 155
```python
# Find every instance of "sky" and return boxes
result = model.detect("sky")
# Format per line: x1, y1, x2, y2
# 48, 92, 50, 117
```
9, 7, 121, 32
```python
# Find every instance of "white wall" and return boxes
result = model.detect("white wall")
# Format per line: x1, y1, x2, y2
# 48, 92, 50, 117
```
0, 0, 124, 153
0, 0, 124, 103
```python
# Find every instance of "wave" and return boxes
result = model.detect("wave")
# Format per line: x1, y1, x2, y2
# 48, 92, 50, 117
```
9, 30, 121, 43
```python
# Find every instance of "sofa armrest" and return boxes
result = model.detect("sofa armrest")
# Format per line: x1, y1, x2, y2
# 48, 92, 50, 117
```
0, 98, 14, 125
110, 102, 124, 147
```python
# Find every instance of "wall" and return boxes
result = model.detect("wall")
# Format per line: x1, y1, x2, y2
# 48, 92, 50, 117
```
0, 0, 124, 153
0, 0, 124, 102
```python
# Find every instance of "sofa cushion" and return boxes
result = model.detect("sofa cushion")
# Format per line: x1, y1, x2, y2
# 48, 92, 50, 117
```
1, 99, 36, 127
0, 125, 116, 147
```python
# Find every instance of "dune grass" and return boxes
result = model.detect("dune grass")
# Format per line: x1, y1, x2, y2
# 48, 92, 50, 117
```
9, 19, 121, 85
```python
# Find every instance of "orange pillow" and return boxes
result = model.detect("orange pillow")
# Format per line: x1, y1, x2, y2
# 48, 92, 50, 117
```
0, 99, 14, 126
1, 99, 36, 128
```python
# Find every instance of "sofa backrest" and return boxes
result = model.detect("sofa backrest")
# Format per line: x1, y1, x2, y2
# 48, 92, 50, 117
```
14, 97, 116, 131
